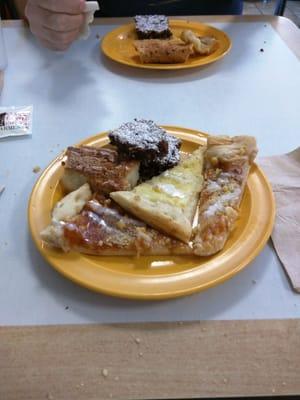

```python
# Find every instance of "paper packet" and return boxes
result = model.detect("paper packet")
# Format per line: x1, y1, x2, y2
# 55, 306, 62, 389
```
0, 105, 33, 138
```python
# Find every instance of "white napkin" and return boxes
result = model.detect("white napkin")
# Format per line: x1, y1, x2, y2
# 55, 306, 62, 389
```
79, 1, 100, 40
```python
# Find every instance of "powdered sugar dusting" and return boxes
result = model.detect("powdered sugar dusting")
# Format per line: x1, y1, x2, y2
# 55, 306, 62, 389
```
204, 187, 241, 218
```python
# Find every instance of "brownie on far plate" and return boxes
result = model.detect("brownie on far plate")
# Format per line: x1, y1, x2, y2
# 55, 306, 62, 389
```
134, 15, 172, 39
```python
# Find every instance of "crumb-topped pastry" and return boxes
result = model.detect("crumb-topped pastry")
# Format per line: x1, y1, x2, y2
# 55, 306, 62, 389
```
134, 15, 172, 39
193, 136, 257, 256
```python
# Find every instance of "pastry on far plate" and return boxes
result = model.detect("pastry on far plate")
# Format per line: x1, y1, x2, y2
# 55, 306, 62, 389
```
192, 136, 258, 256
111, 146, 206, 243
134, 15, 172, 39
134, 38, 193, 64
181, 30, 217, 55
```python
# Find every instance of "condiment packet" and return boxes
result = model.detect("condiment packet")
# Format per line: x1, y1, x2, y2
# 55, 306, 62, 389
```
0, 105, 33, 138
79, 1, 100, 40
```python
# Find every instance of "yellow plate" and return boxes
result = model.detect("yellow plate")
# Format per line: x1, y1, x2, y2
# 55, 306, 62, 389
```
101, 20, 232, 70
28, 127, 275, 300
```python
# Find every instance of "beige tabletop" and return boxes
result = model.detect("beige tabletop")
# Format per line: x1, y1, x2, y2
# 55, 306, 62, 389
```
0, 15, 300, 400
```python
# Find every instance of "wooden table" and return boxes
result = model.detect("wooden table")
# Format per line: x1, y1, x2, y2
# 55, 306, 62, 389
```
0, 15, 300, 400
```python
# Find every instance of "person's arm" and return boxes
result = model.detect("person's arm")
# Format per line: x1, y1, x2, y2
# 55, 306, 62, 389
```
14, 0, 85, 51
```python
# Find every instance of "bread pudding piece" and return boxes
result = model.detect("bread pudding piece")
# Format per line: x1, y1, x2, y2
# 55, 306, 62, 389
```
134, 39, 193, 64
134, 15, 172, 39
60, 146, 140, 194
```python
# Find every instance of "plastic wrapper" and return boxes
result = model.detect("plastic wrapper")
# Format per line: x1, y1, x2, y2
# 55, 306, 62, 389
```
0, 105, 33, 138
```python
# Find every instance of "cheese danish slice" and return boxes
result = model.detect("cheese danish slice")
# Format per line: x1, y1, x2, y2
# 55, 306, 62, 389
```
111, 147, 205, 243
193, 136, 257, 256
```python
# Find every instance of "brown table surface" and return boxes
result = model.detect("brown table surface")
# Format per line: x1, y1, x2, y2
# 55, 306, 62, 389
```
1, 15, 300, 400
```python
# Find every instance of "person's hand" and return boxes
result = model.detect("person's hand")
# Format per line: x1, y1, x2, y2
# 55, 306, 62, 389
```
25, 0, 85, 51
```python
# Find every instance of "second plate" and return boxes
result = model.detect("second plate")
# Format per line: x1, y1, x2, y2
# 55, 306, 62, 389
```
101, 20, 232, 70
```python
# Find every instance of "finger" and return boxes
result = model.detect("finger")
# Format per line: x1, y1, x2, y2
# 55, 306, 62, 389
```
29, 0, 85, 15
31, 6, 83, 32
44, 13, 83, 32
38, 37, 71, 51
26, 3, 83, 33
30, 23, 80, 49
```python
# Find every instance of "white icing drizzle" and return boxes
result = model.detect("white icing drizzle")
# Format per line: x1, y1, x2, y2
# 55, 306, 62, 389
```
155, 183, 185, 198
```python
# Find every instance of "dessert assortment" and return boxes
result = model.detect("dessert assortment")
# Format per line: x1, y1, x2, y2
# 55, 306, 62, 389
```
133, 15, 218, 64
40, 119, 257, 258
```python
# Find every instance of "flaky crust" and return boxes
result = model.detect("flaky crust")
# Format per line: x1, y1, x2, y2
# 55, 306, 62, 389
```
41, 198, 193, 256
193, 135, 257, 256
181, 30, 217, 55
